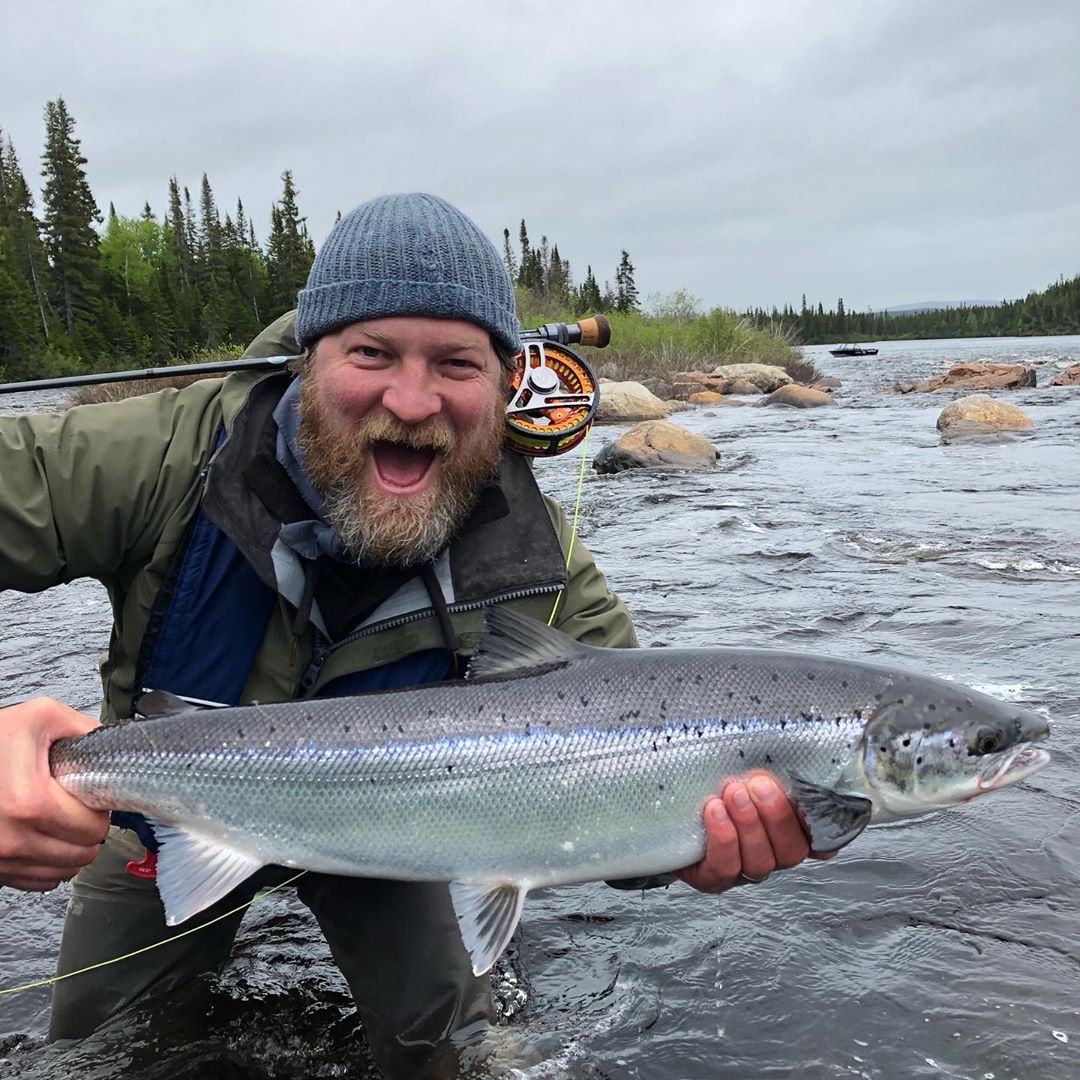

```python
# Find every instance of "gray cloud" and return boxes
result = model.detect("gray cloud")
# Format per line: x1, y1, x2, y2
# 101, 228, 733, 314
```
3, 0, 1076, 313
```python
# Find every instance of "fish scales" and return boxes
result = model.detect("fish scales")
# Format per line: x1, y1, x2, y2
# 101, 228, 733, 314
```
57, 649, 888, 882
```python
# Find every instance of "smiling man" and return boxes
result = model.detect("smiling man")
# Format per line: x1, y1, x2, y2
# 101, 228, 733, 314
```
0, 193, 822, 1078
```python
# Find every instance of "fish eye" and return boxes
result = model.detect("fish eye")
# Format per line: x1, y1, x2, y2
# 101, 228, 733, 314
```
973, 727, 1003, 755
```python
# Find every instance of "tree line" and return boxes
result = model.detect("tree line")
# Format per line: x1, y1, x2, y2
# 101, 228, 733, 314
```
0, 98, 316, 381
0, 98, 644, 383
744, 276, 1080, 344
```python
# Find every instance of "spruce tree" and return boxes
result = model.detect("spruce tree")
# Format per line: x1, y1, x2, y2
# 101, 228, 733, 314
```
40, 97, 104, 353
614, 250, 638, 313
0, 133, 52, 342
265, 169, 312, 316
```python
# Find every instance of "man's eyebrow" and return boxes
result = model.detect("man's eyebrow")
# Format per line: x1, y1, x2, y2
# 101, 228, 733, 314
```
348, 327, 486, 353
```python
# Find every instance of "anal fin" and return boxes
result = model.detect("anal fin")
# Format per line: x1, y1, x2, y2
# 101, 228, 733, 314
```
789, 776, 873, 852
449, 881, 528, 976
150, 821, 264, 926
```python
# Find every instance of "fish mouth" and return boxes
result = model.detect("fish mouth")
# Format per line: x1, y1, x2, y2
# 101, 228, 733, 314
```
977, 744, 1051, 791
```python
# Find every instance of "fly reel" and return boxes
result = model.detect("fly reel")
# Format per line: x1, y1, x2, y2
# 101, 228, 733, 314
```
504, 316, 607, 457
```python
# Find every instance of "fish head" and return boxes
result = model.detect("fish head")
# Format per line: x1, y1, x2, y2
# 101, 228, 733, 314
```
859, 674, 1050, 817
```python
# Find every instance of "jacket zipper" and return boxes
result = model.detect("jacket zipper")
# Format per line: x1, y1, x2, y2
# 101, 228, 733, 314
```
296, 580, 564, 694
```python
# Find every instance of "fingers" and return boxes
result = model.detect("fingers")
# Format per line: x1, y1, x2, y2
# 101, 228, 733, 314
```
675, 771, 834, 895
0, 697, 108, 890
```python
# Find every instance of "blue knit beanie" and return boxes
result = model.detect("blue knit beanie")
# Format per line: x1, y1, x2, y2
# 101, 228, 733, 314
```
295, 193, 521, 355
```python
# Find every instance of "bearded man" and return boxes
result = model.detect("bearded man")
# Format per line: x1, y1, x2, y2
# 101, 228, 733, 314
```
0, 193, 822, 1078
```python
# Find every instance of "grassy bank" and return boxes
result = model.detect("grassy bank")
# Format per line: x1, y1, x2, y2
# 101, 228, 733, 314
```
519, 301, 819, 384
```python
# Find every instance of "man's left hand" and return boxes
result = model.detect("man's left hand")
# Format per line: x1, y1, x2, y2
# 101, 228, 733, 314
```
675, 770, 834, 894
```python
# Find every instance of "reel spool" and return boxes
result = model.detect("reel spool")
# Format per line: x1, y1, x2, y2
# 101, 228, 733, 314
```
504, 318, 606, 457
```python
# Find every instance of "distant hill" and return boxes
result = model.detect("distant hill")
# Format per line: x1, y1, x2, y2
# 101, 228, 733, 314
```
882, 300, 1000, 315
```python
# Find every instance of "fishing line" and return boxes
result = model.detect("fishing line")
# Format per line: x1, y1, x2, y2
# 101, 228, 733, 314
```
0, 870, 307, 997
4, 419, 594, 999
548, 423, 592, 626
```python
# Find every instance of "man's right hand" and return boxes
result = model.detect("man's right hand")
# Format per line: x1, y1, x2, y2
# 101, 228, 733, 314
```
0, 697, 109, 891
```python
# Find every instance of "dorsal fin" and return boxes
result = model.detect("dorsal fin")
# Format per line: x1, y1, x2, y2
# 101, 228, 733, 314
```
465, 607, 592, 679
136, 690, 228, 718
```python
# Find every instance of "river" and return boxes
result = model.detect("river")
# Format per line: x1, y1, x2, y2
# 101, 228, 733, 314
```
1, 335, 1078, 1079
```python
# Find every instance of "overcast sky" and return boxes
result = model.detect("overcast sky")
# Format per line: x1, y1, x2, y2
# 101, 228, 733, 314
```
3, 0, 1077, 314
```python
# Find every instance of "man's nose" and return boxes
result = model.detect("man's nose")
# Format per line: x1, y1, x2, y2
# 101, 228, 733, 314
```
380, 366, 441, 424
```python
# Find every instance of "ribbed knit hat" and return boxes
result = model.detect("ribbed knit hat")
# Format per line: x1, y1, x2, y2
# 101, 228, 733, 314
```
295, 193, 520, 354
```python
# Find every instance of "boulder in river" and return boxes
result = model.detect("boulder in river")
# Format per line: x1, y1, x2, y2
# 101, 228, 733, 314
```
595, 380, 672, 422
593, 420, 718, 473
709, 363, 793, 393
760, 384, 835, 408
1047, 364, 1080, 387
898, 362, 1037, 393
688, 390, 735, 405
936, 394, 1034, 438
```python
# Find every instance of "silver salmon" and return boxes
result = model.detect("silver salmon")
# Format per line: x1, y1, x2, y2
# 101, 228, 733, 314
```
50, 608, 1050, 975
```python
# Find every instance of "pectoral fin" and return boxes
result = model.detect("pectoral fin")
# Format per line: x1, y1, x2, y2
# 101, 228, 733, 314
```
448, 881, 528, 976
149, 821, 264, 925
788, 777, 873, 852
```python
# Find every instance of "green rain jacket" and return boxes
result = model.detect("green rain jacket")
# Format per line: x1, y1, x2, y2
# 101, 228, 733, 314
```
0, 312, 636, 723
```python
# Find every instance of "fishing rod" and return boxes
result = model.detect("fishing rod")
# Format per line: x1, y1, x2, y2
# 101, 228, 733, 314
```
0, 315, 612, 458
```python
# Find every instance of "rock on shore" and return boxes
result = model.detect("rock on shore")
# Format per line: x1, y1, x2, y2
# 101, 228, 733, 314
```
595, 380, 672, 422
709, 363, 793, 393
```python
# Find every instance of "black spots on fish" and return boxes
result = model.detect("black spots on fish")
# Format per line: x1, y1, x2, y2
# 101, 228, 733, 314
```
955, 704, 965, 714
738, 749, 745, 759
580, 695, 590, 707
236, 727, 244, 738
720, 719, 728, 731
853, 709, 863, 721
397, 725, 404, 734
726, 691, 735, 701
771, 673, 779, 683
806, 672, 816, 682
682, 723, 690, 734
831, 758, 838, 765
874, 693, 883, 703
447, 764, 455, 774
381, 724, 388, 732
694, 725, 704, 738
648, 674, 657, 683
602, 676, 611, 686
750, 694, 761, 706
343, 723, 351, 734
694, 674, 703, 685
665, 734, 672, 743
841, 680, 848, 689
927, 703, 937, 712
879, 745, 889, 755
764, 753, 773, 765
525, 723, 532, 736
557, 691, 566, 701
500, 713, 507, 724
800, 710, 814, 723
901, 736, 911, 748
658, 782, 665, 792
948, 738, 956, 748
779, 719, 787, 731
652, 740, 659, 753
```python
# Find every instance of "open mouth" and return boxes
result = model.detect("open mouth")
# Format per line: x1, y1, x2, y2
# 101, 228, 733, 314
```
977, 744, 1052, 791
370, 440, 440, 494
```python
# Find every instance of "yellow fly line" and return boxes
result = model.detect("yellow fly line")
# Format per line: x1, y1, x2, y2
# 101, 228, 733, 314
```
0, 430, 594, 999
0, 871, 307, 997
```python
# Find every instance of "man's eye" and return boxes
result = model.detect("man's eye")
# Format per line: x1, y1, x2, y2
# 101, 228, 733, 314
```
359, 346, 384, 358
444, 357, 477, 370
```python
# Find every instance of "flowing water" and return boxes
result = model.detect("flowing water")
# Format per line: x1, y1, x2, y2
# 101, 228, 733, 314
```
1, 335, 1079, 1079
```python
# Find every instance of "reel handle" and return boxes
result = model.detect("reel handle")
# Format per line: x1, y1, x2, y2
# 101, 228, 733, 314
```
521, 315, 611, 349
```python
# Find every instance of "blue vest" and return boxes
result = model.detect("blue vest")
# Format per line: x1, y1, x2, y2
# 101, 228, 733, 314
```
119, 492, 454, 854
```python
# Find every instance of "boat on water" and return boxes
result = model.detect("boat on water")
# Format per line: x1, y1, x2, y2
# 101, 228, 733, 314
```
829, 344, 879, 357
